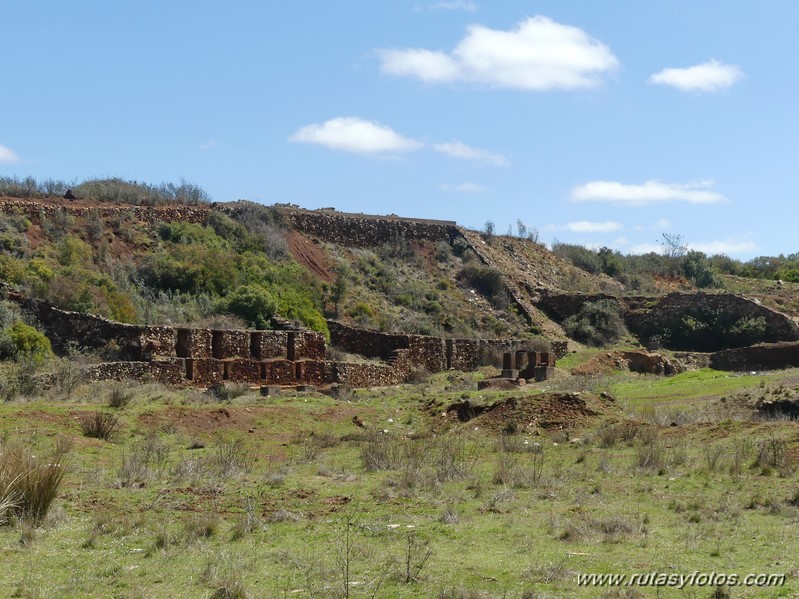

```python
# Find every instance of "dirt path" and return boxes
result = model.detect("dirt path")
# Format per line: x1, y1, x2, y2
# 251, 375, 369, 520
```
287, 231, 335, 283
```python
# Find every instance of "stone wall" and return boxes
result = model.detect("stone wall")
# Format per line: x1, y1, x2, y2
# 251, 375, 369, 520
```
538, 291, 799, 351
328, 321, 410, 359
328, 321, 566, 374
278, 207, 459, 247
5, 288, 325, 363
710, 342, 799, 371
0, 197, 210, 227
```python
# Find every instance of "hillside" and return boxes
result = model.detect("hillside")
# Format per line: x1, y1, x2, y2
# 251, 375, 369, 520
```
0, 196, 607, 344
2, 192, 799, 365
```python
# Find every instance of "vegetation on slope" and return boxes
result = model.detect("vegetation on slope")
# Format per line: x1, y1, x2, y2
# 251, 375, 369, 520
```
0, 185, 328, 336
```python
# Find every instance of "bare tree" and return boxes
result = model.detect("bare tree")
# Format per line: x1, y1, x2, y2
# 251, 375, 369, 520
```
661, 233, 687, 259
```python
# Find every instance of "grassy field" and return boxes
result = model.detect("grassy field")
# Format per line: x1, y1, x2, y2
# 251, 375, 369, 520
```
1, 370, 799, 598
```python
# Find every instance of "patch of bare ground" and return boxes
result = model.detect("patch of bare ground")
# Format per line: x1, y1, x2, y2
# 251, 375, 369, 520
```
287, 230, 335, 283
445, 392, 617, 432
136, 404, 370, 442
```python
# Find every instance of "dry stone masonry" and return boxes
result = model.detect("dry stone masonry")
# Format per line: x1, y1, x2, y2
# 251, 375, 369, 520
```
4, 287, 560, 389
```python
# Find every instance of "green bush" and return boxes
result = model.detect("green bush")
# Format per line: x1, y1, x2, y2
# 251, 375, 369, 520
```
348, 302, 376, 319
682, 251, 723, 289
562, 299, 627, 347
457, 265, 505, 303
7, 322, 51, 363
642, 308, 773, 352
216, 284, 277, 330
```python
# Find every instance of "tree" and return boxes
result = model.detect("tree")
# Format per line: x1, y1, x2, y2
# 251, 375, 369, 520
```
482, 220, 495, 242
598, 247, 622, 277
660, 233, 688, 276
661, 233, 687, 259
682, 250, 723, 288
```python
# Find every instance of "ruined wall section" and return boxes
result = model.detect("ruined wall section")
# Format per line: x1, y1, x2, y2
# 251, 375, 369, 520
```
0, 197, 210, 227
328, 321, 410, 359
277, 207, 459, 247
629, 293, 799, 344
537, 292, 624, 321
328, 320, 567, 374
539, 291, 799, 350
710, 342, 799, 371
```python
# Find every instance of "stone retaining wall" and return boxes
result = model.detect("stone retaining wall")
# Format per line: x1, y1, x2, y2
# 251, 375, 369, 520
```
710, 342, 799, 371
278, 207, 459, 247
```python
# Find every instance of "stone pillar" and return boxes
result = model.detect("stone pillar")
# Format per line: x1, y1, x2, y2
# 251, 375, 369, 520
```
501, 352, 518, 379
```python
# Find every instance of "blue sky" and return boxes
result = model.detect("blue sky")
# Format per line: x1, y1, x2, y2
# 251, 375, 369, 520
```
2, 1, 797, 259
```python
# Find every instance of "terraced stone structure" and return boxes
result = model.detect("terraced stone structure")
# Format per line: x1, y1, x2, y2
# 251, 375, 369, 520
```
4, 287, 547, 388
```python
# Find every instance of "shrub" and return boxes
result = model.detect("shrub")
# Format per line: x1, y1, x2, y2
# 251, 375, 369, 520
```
457, 265, 506, 305
682, 251, 723, 289
552, 242, 602, 274
562, 300, 627, 347
7, 322, 51, 363
216, 284, 276, 330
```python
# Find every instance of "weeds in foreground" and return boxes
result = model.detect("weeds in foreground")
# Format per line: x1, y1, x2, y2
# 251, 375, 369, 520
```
117, 434, 171, 488
107, 385, 133, 409
79, 410, 122, 441
0, 440, 68, 525
402, 530, 433, 583
212, 438, 256, 478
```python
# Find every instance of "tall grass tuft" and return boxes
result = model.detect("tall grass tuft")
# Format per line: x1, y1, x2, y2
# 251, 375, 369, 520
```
0, 441, 68, 525
79, 411, 122, 441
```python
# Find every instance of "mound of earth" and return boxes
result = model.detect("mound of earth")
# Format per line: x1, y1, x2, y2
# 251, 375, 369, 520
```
445, 392, 616, 432
571, 351, 686, 376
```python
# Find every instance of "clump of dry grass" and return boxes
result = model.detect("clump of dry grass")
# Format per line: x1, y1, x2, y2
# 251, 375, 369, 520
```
79, 410, 122, 441
0, 440, 69, 525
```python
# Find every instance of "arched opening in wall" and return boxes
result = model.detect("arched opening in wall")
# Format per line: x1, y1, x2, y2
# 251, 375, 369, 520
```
176, 329, 191, 358
295, 361, 304, 382
250, 332, 263, 359
185, 359, 194, 381
222, 362, 230, 381
212, 331, 225, 359
260, 362, 267, 381
287, 333, 296, 361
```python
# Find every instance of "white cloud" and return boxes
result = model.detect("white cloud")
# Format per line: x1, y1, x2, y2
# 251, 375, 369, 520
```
571, 179, 726, 205
634, 218, 672, 231
428, 1, 477, 11
289, 117, 422, 154
654, 218, 671, 229
379, 15, 618, 90
628, 238, 757, 256
688, 239, 758, 255
439, 182, 484, 193
0, 144, 20, 163
199, 140, 216, 151
628, 243, 662, 255
545, 220, 623, 233
649, 59, 743, 92
433, 140, 508, 165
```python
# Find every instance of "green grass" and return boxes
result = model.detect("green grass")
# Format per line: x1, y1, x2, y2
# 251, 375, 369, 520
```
610, 368, 787, 407
1, 370, 798, 597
